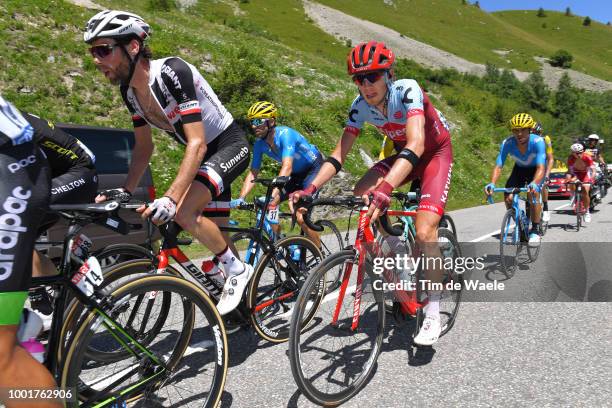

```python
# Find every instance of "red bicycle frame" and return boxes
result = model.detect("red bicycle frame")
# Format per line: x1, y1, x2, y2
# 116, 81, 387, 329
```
331, 207, 425, 330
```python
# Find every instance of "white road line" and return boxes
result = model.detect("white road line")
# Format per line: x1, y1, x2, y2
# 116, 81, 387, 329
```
468, 202, 571, 242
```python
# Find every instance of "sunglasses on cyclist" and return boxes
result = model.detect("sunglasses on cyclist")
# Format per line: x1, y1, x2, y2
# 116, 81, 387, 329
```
89, 44, 118, 59
250, 118, 267, 127
352, 72, 384, 86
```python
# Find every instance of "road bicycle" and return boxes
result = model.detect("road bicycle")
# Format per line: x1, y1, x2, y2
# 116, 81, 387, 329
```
287, 193, 463, 406
487, 187, 541, 274
26, 201, 228, 407
566, 180, 592, 231
229, 195, 343, 293
65, 177, 325, 344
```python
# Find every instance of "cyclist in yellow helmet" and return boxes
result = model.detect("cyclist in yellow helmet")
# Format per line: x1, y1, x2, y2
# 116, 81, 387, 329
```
485, 113, 546, 245
233, 101, 323, 246
532, 122, 554, 223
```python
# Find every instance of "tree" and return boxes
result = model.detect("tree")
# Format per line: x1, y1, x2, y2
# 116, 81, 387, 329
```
523, 70, 550, 111
549, 49, 573, 68
583, 16, 591, 26
473, 1, 480, 8
537, 8, 546, 18
565, 7, 571, 16
553, 73, 578, 120
461, 0, 467, 5
607, 21, 611, 26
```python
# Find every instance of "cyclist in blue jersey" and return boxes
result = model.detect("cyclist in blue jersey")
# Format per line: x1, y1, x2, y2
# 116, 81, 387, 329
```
485, 113, 546, 245
233, 101, 323, 246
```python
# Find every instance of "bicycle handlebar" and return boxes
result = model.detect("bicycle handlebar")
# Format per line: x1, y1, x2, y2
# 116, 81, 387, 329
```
295, 195, 402, 236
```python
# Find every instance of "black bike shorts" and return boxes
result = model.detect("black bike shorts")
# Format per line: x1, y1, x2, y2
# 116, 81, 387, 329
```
38, 166, 99, 235
195, 122, 250, 218
505, 165, 537, 193
0, 142, 50, 325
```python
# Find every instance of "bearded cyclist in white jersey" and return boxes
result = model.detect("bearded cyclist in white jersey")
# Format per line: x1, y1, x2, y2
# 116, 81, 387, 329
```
84, 10, 252, 315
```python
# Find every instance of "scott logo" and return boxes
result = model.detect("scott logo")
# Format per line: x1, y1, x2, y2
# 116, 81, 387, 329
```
8, 155, 36, 173
0, 186, 32, 281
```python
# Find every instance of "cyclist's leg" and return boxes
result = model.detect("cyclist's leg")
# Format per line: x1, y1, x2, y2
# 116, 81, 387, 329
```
353, 156, 395, 195
176, 123, 250, 314
0, 144, 60, 406
504, 165, 531, 209
410, 141, 453, 345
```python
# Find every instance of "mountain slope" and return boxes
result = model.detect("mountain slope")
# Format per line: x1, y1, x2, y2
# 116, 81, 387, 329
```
314, 0, 612, 81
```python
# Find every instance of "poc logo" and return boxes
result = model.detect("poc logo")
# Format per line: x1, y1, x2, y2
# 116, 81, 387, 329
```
8, 155, 36, 173
0, 186, 32, 281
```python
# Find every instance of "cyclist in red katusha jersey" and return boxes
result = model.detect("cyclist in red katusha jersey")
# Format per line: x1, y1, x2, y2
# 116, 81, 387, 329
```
291, 41, 453, 346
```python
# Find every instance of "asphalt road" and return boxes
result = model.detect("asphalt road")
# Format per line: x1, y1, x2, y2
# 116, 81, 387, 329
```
218, 194, 612, 407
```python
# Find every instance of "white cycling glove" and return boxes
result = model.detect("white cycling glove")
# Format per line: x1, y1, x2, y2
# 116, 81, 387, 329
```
149, 196, 177, 224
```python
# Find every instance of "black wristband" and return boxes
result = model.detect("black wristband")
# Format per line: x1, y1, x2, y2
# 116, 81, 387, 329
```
324, 156, 342, 174
397, 148, 420, 168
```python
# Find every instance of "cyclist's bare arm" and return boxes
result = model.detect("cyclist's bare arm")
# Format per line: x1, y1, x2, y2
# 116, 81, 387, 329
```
382, 115, 425, 187
239, 168, 259, 199
122, 124, 155, 194
164, 121, 207, 203
546, 152, 554, 178
532, 164, 545, 186
308, 130, 357, 189
490, 165, 503, 187
272, 157, 294, 202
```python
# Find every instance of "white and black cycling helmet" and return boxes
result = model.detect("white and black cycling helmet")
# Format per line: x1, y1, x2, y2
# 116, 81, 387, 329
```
587, 134, 600, 141
571, 143, 584, 153
84, 10, 150, 44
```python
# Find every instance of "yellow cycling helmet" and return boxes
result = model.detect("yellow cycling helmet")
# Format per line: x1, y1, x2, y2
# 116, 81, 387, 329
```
510, 113, 535, 130
247, 101, 278, 120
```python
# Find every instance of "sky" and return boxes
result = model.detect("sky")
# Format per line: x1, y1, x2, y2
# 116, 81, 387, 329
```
478, 0, 612, 24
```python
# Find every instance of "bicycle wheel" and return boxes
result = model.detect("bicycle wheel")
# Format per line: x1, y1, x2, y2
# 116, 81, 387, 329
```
440, 213, 458, 239
289, 249, 385, 407
436, 228, 463, 336
94, 243, 155, 269
248, 235, 324, 342
60, 260, 181, 364
576, 197, 582, 232
61, 274, 228, 408
499, 209, 520, 275
231, 231, 263, 266
315, 219, 344, 294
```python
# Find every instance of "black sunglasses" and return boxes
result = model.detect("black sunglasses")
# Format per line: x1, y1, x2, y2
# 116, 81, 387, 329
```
352, 72, 384, 86
89, 44, 118, 59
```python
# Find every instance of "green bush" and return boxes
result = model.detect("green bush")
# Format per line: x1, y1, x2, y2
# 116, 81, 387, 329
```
549, 49, 573, 68
148, 0, 174, 11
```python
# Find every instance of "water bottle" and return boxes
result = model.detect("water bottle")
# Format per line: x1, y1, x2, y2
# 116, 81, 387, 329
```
70, 233, 93, 263
17, 310, 45, 363
290, 245, 301, 261
202, 258, 226, 288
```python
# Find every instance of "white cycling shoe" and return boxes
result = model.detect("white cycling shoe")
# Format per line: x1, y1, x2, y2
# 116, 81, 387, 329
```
528, 231, 541, 246
413, 315, 441, 346
585, 213, 592, 223
216, 263, 254, 315
542, 210, 550, 223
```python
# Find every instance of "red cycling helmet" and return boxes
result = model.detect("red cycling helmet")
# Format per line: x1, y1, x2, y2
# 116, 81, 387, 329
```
347, 41, 395, 75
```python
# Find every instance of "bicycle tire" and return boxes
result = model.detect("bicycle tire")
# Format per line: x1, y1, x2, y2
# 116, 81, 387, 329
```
289, 249, 385, 407
61, 274, 227, 408
315, 219, 344, 294
440, 214, 458, 240
94, 243, 155, 269
248, 235, 324, 343
436, 228, 463, 336
231, 231, 263, 266
500, 209, 520, 275
59, 259, 181, 363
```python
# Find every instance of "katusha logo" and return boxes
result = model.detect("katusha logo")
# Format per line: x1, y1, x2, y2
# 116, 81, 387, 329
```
393, 111, 403, 119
